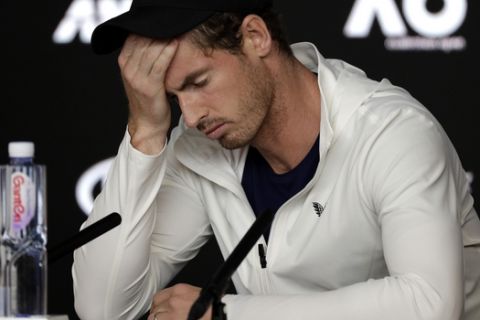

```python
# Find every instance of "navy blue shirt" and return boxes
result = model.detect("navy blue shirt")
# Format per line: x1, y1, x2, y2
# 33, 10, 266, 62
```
241, 136, 320, 242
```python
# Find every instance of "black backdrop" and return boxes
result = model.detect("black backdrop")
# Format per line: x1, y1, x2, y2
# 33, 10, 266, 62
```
1, 1, 478, 318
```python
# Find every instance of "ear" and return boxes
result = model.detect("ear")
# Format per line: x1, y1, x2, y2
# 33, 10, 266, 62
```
240, 14, 273, 58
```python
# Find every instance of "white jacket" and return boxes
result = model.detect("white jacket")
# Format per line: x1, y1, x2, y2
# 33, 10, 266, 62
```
73, 42, 480, 320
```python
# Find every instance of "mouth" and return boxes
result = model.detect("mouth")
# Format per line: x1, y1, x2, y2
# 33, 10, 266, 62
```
203, 123, 226, 139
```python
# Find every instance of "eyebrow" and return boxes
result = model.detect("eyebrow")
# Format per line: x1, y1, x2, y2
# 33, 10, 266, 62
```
176, 67, 209, 92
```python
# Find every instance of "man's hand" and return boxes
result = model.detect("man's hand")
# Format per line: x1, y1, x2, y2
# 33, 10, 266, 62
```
147, 283, 212, 320
118, 34, 179, 155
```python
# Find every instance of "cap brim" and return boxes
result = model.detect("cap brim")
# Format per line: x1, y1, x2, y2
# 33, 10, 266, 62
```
91, 7, 215, 54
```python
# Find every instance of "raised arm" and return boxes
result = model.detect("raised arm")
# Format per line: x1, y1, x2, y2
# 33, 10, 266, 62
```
72, 35, 211, 320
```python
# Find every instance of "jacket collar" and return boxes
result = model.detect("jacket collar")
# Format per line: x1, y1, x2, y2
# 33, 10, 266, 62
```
291, 42, 383, 161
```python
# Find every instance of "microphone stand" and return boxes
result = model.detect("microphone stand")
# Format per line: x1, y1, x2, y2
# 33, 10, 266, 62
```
47, 212, 121, 264
188, 209, 275, 320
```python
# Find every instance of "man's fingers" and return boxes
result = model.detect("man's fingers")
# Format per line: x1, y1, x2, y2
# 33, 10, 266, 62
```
141, 40, 171, 76
147, 308, 168, 320
150, 39, 179, 80
118, 34, 141, 67
148, 284, 202, 320
148, 287, 172, 320
119, 34, 152, 77
152, 287, 171, 304
119, 35, 177, 87
124, 36, 152, 72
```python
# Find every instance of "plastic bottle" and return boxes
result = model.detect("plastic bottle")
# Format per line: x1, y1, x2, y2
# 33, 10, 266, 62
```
0, 141, 47, 316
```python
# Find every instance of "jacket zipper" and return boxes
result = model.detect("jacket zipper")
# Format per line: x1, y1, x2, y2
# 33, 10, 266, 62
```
257, 242, 271, 294
258, 244, 267, 268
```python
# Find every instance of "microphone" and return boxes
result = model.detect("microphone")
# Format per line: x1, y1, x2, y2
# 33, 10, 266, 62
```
47, 212, 122, 264
188, 210, 275, 320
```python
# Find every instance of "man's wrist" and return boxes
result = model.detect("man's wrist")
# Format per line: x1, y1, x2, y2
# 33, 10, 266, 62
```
127, 124, 168, 155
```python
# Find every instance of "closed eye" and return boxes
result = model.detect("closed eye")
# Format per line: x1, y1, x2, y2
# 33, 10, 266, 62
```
189, 78, 208, 89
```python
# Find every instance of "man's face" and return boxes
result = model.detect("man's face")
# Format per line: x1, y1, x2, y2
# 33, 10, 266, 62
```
165, 38, 275, 149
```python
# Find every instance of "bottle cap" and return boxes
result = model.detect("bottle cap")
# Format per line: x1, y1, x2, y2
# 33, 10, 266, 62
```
8, 141, 35, 158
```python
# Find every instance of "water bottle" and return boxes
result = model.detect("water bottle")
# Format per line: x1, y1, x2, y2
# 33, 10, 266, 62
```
0, 141, 47, 316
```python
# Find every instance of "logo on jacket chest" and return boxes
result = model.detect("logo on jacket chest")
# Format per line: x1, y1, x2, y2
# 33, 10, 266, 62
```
312, 202, 325, 217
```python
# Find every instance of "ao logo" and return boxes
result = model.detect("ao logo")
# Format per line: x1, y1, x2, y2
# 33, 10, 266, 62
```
53, 0, 132, 44
344, 0, 467, 38
75, 157, 113, 215
54, 0, 467, 45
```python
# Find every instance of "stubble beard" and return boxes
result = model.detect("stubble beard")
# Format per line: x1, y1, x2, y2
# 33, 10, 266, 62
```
219, 64, 275, 150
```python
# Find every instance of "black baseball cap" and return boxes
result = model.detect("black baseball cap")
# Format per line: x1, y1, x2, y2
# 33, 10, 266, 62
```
91, 0, 273, 54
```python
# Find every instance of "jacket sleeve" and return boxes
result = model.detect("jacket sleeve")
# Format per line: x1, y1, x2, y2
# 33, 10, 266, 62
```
222, 103, 470, 320
72, 128, 211, 320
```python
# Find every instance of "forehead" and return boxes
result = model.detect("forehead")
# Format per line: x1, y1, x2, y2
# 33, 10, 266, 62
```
165, 38, 237, 90
165, 40, 212, 87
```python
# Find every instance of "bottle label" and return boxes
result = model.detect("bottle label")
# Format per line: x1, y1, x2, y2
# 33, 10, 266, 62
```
10, 172, 36, 232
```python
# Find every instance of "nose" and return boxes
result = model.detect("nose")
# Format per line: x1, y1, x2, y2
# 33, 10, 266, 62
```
177, 94, 207, 128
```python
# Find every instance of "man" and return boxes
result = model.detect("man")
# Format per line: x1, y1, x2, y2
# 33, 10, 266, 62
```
72, 0, 480, 319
